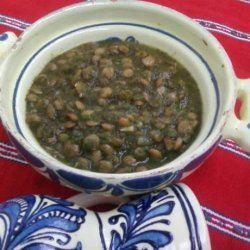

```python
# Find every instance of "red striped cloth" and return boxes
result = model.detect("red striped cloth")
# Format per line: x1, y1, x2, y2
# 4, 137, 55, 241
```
0, 1, 250, 249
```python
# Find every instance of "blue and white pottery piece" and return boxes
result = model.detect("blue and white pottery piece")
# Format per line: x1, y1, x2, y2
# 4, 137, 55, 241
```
0, 184, 211, 250
0, 0, 249, 196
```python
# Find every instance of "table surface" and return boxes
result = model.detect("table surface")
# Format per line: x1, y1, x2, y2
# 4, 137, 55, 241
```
0, 1, 250, 249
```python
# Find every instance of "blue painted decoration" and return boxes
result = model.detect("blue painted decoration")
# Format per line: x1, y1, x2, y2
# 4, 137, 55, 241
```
107, 189, 175, 249
0, 32, 8, 41
0, 195, 86, 249
0, 185, 203, 249
57, 169, 181, 196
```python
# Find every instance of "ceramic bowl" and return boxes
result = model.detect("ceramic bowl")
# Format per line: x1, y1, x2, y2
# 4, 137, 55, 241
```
0, 0, 249, 196
0, 183, 211, 250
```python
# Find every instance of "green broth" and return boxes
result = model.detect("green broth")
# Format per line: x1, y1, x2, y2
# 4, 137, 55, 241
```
26, 40, 202, 173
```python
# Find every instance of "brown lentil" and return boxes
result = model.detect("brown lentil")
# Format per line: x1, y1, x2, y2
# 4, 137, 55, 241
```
100, 144, 114, 156
75, 157, 91, 170
148, 148, 162, 160
142, 55, 155, 67
118, 117, 130, 127
82, 134, 100, 150
123, 155, 137, 166
99, 87, 113, 98
27, 93, 38, 102
88, 150, 102, 164
75, 100, 85, 110
122, 68, 134, 78
135, 165, 148, 172
101, 67, 114, 79
101, 123, 114, 131
98, 160, 113, 173
47, 104, 56, 119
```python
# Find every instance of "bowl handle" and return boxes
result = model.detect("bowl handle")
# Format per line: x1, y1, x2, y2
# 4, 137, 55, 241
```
223, 78, 250, 152
0, 32, 17, 62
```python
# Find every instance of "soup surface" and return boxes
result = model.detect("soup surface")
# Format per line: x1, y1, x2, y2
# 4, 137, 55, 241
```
26, 40, 202, 173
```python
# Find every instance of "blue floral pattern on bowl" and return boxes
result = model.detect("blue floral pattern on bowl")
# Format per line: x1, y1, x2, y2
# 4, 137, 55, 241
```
57, 169, 182, 196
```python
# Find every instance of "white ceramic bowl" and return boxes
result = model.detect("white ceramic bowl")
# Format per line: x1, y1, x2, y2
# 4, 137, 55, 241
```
0, 0, 249, 196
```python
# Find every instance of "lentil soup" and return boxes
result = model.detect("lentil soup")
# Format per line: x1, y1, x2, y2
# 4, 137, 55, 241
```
26, 40, 202, 173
